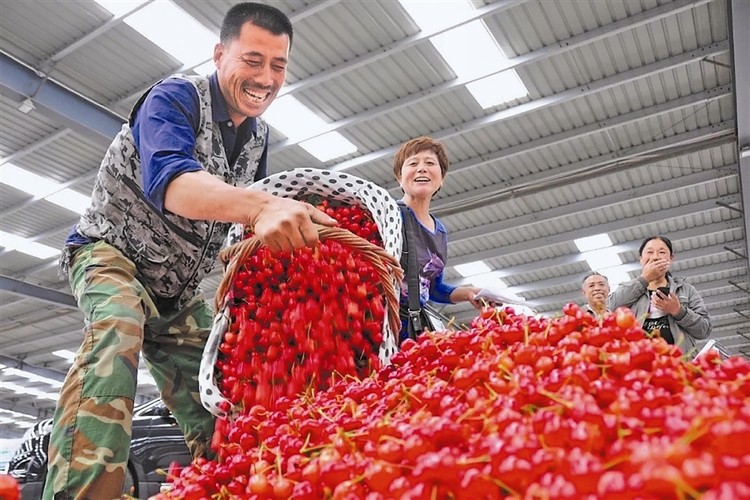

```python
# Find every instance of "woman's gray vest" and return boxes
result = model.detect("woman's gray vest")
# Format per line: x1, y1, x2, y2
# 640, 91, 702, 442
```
73, 74, 268, 309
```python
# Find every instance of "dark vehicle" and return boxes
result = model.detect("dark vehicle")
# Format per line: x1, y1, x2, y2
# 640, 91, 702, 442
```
7, 398, 192, 499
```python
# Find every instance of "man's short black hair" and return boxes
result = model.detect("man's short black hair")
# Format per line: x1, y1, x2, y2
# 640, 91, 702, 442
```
581, 271, 608, 288
220, 2, 293, 48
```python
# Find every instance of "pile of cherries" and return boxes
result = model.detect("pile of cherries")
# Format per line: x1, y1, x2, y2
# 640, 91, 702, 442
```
154, 301, 750, 500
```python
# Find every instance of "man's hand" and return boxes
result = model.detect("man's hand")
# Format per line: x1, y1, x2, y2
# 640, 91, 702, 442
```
252, 197, 337, 253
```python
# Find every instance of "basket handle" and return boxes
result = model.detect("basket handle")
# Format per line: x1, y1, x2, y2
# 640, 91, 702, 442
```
214, 226, 404, 337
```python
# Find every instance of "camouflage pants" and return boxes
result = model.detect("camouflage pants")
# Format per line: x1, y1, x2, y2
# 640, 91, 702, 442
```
44, 241, 216, 500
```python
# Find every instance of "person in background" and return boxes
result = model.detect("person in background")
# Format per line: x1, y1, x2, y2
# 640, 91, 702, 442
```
581, 271, 609, 318
393, 137, 483, 342
43, 4, 336, 499
608, 236, 712, 354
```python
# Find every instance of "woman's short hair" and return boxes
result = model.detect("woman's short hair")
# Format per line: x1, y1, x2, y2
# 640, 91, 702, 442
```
393, 137, 450, 179
638, 236, 674, 256
221, 2, 293, 47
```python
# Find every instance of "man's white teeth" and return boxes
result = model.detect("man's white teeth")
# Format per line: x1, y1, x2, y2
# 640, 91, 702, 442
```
415, 177, 430, 182
244, 89, 267, 103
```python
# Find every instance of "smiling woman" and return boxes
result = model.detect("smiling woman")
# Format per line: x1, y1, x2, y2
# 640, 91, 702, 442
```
393, 137, 484, 343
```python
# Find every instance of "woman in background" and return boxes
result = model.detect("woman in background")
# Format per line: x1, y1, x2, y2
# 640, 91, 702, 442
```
394, 137, 483, 342
608, 236, 712, 355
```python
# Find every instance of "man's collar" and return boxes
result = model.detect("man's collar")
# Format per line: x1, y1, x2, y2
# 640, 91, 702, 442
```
208, 72, 258, 135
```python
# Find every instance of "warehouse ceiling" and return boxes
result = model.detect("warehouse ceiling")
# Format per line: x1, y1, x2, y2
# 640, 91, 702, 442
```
1, 0, 749, 438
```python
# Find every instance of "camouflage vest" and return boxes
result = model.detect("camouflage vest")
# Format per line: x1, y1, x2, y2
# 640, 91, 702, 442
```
76, 74, 268, 309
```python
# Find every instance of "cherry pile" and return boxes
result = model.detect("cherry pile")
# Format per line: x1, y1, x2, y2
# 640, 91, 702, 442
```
155, 304, 750, 499
213, 198, 389, 415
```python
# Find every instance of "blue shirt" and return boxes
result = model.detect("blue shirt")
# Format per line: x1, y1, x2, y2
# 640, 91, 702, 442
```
66, 72, 268, 246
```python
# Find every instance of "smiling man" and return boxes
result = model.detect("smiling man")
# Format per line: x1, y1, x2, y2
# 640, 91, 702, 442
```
582, 271, 610, 318
43, 4, 336, 499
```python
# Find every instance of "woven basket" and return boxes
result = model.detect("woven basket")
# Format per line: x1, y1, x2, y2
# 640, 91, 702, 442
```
199, 168, 403, 417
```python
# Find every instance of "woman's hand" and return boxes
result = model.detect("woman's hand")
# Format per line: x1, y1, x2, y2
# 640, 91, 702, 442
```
642, 257, 670, 282
652, 290, 682, 316
451, 287, 484, 309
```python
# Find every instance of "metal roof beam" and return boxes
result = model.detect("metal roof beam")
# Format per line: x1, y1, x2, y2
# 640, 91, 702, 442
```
271, 0, 712, 152
385, 86, 731, 195
0, 52, 124, 146
448, 163, 737, 245
0, 275, 77, 309
37, 0, 157, 72
0, 354, 66, 383
330, 41, 730, 173
434, 124, 734, 217
448, 222, 744, 286
449, 195, 741, 267
729, 0, 750, 267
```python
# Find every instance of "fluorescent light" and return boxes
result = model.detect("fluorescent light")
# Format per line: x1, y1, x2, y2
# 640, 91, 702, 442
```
0, 231, 60, 259
193, 59, 216, 76
0, 163, 91, 214
299, 132, 358, 162
263, 96, 329, 142
583, 248, 622, 270
2, 368, 63, 389
454, 261, 492, 277
123, 1, 215, 68
399, 0, 474, 32
575, 234, 613, 252
430, 20, 508, 80
466, 70, 528, 108
53, 349, 77, 362
94, 0, 148, 17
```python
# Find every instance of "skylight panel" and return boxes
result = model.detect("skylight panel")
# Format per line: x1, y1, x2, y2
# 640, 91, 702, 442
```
1, 163, 60, 198
122, 0, 215, 68
46, 190, 92, 215
298, 133, 358, 163
1, 163, 91, 214
399, 0, 529, 110
470, 273, 508, 289
583, 248, 622, 271
454, 261, 492, 277
575, 234, 613, 253
600, 266, 632, 289
430, 21, 508, 80
263, 96, 328, 142
399, 0, 474, 32
466, 70, 529, 109
0, 231, 60, 260
94, 0, 149, 18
